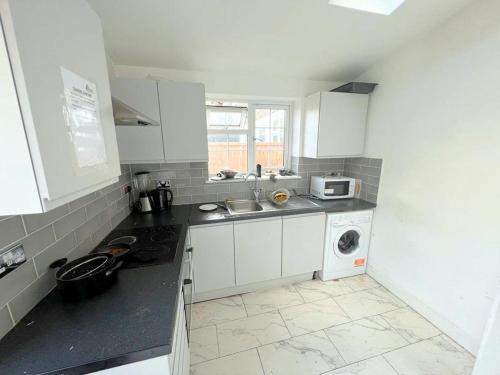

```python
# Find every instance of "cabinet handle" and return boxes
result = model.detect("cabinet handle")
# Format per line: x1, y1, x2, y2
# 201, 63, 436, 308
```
184, 279, 193, 285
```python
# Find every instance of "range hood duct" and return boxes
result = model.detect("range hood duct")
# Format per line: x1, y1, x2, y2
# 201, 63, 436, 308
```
330, 82, 378, 94
112, 97, 160, 126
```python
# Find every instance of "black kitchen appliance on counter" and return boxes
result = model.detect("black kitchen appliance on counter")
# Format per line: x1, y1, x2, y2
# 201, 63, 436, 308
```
96, 224, 182, 269
150, 180, 174, 212
133, 171, 154, 213
49, 224, 183, 301
50, 253, 123, 301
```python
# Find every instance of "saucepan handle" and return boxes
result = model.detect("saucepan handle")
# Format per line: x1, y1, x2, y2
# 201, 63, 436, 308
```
105, 260, 124, 277
49, 258, 68, 269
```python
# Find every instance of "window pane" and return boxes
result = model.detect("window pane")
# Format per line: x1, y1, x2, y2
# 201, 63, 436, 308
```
255, 108, 286, 170
208, 134, 248, 175
207, 110, 247, 128
206, 100, 248, 108
206, 101, 248, 130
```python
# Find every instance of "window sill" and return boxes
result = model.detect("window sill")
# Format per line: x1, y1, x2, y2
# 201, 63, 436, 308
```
205, 175, 301, 184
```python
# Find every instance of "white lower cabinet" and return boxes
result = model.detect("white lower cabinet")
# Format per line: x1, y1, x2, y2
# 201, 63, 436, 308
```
282, 213, 326, 277
234, 217, 283, 285
189, 223, 236, 293
170, 292, 189, 375
190, 213, 327, 299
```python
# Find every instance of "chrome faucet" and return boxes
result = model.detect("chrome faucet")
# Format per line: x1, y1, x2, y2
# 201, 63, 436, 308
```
245, 172, 262, 201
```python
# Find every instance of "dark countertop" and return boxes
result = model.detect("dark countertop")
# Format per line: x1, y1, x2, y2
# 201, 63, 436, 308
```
189, 197, 376, 225
308, 197, 377, 213
0, 205, 191, 375
189, 196, 323, 225
0, 198, 375, 375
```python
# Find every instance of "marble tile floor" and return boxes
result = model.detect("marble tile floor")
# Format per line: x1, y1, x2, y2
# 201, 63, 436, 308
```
190, 274, 475, 375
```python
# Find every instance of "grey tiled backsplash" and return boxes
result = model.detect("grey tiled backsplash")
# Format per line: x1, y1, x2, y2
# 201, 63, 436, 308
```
0, 306, 12, 339
343, 158, 383, 203
0, 166, 133, 340
130, 158, 383, 205
291, 156, 382, 203
130, 162, 303, 205
291, 157, 345, 194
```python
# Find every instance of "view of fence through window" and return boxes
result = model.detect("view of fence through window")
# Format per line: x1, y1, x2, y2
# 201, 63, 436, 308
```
206, 101, 288, 175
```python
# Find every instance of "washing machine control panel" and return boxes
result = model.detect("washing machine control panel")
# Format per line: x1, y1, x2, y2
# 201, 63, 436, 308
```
330, 211, 373, 226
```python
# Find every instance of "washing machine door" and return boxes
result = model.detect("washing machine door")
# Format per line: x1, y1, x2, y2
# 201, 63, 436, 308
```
333, 226, 363, 258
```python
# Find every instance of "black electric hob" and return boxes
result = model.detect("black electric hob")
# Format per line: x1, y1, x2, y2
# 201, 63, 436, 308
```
96, 224, 182, 269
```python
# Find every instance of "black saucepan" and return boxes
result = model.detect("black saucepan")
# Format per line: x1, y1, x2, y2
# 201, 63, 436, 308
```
50, 253, 123, 301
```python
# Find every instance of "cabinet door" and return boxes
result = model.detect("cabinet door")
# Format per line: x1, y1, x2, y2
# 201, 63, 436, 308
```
111, 78, 161, 124
234, 218, 282, 285
181, 324, 190, 375
111, 78, 165, 162
317, 92, 368, 157
0, 0, 120, 212
189, 223, 235, 294
172, 291, 186, 375
158, 81, 208, 162
115, 126, 165, 162
282, 213, 326, 277
0, 24, 41, 214
303, 92, 321, 158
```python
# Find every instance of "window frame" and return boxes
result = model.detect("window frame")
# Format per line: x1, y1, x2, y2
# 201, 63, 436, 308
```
206, 98, 292, 175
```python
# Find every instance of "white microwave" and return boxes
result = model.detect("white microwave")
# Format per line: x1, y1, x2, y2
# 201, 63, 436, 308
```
310, 176, 356, 200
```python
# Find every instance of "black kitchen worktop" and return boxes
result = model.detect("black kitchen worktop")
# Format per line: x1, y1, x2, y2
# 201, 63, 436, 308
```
189, 197, 376, 225
0, 205, 191, 375
0, 198, 375, 375
308, 197, 377, 213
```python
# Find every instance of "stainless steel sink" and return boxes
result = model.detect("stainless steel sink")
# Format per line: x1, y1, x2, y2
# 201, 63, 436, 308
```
226, 200, 264, 215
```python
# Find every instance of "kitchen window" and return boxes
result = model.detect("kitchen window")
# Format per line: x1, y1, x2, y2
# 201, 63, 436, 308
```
206, 100, 290, 175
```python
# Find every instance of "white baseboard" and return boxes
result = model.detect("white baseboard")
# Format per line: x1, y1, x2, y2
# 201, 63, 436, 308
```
194, 273, 313, 303
367, 264, 479, 355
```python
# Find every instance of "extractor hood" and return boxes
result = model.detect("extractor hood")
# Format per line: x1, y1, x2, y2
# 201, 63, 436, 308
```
330, 82, 378, 94
111, 97, 160, 126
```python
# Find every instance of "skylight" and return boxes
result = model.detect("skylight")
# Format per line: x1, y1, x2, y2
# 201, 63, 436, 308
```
328, 0, 406, 15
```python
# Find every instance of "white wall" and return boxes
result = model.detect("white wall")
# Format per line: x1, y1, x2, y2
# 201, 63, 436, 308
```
113, 65, 338, 100
357, 0, 500, 354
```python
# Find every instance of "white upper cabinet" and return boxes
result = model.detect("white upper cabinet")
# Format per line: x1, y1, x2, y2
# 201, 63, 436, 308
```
111, 78, 165, 162
0, 0, 120, 215
158, 81, 209, 163
114, 126, 165, 163
303, 92, 369, 158
111, 78, 161, 125
111, 79, 209, 163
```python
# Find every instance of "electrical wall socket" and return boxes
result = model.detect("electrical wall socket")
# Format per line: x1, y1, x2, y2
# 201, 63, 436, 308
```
156, 179, 171, 188
0, 244, 26, 278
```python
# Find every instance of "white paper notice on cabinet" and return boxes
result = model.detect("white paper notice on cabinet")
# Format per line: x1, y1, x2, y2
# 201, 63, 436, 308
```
61, 67, 107, 168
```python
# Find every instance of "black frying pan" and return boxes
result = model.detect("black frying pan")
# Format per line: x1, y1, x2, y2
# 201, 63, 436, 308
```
50, 253, 123, 301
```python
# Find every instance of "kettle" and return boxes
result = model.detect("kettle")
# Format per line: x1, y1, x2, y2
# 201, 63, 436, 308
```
150, 180, 173, 212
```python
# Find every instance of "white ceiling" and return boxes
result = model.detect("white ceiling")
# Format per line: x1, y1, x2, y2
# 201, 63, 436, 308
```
88, 0, 473, 81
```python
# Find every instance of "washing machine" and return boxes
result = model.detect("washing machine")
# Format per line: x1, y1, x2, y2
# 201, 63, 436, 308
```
319, 209, 373, 280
